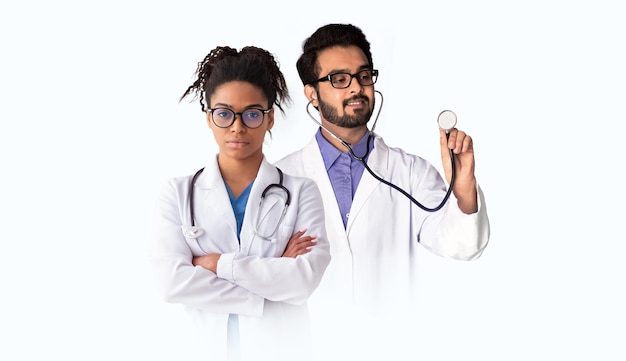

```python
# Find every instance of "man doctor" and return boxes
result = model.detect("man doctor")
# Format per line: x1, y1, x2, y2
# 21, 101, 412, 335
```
274, 23, 490, 360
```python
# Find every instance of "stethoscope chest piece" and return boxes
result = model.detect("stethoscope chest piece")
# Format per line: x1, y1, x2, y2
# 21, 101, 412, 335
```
182, 225, 204, 239
437, 110, 457, 132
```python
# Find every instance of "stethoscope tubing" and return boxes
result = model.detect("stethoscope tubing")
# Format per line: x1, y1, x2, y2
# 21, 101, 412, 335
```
305, 91, 455, 212
188, 167, 290, 235
189, 167, 205, 227
357, 134, 455, 212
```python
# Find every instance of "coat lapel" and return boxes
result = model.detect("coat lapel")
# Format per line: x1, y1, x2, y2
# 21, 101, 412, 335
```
194, 157, 237, 235
240, 158, 281, 242
346, 134, 388, 233
302, 139, 351, 249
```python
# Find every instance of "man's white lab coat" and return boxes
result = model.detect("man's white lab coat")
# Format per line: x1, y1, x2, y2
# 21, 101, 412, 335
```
275, 133, 490, 359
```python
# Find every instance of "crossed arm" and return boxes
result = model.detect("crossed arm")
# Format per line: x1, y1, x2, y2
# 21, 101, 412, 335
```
192, 229, 317, 273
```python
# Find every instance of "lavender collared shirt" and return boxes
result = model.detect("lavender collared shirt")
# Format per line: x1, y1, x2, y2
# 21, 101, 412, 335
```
315, 128, 374, 228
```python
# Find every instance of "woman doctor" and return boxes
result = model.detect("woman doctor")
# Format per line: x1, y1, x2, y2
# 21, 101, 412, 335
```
150, 45, 330, 361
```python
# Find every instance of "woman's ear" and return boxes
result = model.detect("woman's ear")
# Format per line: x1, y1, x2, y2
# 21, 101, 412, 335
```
266, 108, 275, 131
205, 110, 213, 128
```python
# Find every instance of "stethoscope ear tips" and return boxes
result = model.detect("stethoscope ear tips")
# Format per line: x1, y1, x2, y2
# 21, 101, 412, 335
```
437, 110, 457, 132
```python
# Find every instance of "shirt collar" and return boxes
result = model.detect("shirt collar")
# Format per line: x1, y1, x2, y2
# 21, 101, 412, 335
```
315, 128, 372, 171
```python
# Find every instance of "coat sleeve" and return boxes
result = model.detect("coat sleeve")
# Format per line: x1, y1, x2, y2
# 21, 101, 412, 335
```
216, 177, 331, 306
418, 182, 490, 261
149, 179, 265, 316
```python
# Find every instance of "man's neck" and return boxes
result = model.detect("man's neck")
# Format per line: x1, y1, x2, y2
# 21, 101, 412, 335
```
320, 123, 368, 152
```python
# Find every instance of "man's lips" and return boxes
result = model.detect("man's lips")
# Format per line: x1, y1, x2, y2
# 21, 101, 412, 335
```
345, 97, 368, 107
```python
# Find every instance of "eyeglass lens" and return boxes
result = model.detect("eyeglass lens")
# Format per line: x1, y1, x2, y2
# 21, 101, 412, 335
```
211, 108, 266, 128
330, 69, 377, 88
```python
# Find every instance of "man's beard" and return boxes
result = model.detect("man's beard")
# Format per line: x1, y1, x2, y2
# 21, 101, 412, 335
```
318, 95, 374, 129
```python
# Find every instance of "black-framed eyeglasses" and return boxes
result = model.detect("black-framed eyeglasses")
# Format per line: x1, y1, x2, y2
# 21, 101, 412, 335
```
207, 108, 271, 129
314, 69, 378, 89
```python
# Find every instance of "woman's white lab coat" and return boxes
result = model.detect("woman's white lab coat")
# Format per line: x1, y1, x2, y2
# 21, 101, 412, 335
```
275, 133, 490, 313
150, 156, 330, 361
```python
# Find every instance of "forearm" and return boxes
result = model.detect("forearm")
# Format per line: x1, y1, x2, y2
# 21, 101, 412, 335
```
151, 255, 265, 315
217, 249, 330, 305
454, 178, 478, 214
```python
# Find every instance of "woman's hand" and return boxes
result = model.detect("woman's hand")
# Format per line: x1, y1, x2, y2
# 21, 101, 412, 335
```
192, 254, 221, 273
282, 229, 317, 258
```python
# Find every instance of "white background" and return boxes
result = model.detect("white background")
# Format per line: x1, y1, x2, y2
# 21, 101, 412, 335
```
1, 1, 624, 360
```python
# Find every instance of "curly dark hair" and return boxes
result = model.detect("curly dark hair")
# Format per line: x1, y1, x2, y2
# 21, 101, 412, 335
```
296, 24, 374, 87
180, 46, 291, 114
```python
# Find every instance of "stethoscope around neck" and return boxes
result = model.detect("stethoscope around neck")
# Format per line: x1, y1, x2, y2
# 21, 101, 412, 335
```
306, 90, 457, 212
186, 167, 291, 242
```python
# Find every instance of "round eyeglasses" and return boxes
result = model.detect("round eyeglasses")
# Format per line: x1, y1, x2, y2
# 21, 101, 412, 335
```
207, 108, 271, 129
314, 69, 378, 89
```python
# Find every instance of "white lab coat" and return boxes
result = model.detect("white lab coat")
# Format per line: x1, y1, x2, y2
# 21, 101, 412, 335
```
275, 133, 490, 360
150, 156, 331, 361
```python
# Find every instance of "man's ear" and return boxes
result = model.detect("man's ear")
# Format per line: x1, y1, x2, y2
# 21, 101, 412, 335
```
304, 84, 318, 103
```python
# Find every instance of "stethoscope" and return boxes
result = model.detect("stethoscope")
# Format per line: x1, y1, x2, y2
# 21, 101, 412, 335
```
306, 90, 457, 212
185, 167, 291, 242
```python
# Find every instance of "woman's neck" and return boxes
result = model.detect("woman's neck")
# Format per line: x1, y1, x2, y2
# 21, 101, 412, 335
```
218, 153, 262, 197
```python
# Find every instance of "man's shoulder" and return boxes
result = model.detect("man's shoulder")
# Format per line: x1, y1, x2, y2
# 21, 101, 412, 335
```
275, 148, 304, 165
274, 148, 306, 174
